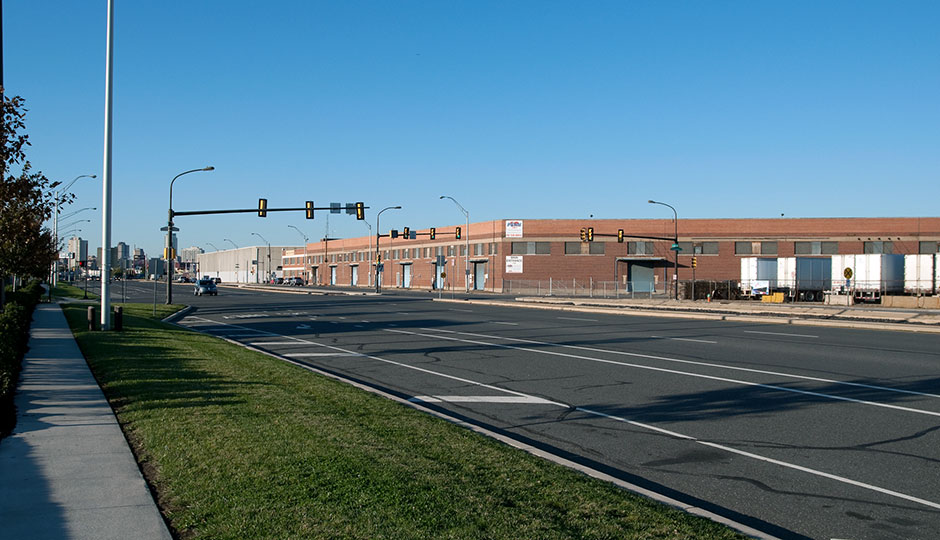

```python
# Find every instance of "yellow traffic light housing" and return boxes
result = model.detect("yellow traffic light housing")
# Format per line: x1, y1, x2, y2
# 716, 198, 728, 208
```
403, 227, 410, 239
587, 227, 594, 242
580, 228, 586, 242
305, 201, 314, 219
455, 226, 461, 239
617, 229, 624, 243
429, 227, 436, 240
258, 198, 268, 217
691, 256, 697, 268
355, 202, 365, 220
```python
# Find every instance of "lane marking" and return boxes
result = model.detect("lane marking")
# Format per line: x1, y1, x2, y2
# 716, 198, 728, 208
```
650, 335, 718, 344
180, 315, 940, 512
422, 328, 940, 401
388, 328, 940, 418
492, 321, 519, 326
218, 332, 276, 338
283, 352, 364, 358
248, 341, 304, 346
410, 395, 559, 404
449, 308, 474, 313
576, 406, 940, 511
744, 330, 819, 339
557, 316, 599, 322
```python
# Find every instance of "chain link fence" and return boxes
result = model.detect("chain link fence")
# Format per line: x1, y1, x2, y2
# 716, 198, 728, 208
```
504, 278, 743, 300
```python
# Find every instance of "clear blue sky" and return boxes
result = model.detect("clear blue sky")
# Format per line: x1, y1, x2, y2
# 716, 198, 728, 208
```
6, 1, 939, 257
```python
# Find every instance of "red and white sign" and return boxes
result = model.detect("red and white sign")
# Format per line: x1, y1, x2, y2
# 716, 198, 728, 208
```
505, 220, 524, 238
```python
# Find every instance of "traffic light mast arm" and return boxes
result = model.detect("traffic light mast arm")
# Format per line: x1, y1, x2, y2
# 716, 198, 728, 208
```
173, 204, 370, 217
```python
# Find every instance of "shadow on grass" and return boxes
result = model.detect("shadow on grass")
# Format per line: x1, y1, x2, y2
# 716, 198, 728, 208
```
61, 307, 264, 413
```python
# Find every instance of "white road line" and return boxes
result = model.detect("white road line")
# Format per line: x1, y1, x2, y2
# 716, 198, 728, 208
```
182, 316, 940, 512
248, 341, 305, 346
388, 328, 940, 418
575, 406, 940, 511
283, 352, 363, 358
422, 328, 940, 400
557, 317, 598, 322
650, 335, 718, 344
410, 395, 560, 404
449, 308, 474, 313
221, 332, 277, 338
744, 330, 819, 338
492, 321, 519, 326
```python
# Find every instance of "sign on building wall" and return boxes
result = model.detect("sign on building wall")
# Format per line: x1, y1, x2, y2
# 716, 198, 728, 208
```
505, 220, 524, 238
505, 255, 523, 273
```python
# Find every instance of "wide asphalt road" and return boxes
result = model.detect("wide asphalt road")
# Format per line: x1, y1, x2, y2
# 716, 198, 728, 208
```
167, 285, 939, 540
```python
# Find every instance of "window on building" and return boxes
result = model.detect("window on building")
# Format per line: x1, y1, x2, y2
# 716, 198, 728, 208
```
677, 241, 718, 255
627, 241, 654, 255
511, 242, 551, 255
588, 242, 605, 255
735, 241, 777, 255
864, 241, 893, 254
448, 246, 456, 256
794, 241, 839, 255
490, 243, 498, 255
919, 241, 938, 254
460, 245, 466, 256
564, 242, 581, 255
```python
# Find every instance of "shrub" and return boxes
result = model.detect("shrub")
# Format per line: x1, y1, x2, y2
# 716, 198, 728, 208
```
0, 280, 44, 437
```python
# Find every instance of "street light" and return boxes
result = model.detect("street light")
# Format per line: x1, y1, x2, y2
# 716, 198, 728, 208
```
251, 232, 271, 284
375, 205, 402, 293
52, 174, 96, 286
61, 206, 97, 220
649, 199, 679, 301
440, 195, 470, 293
224, 238, 239, 249
167, 166, 214, 303
287, 225, 309, 284
206, 242, 220, 251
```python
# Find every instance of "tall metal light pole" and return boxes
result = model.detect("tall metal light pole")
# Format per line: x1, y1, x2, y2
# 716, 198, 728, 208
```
649, 200, 679, 300
100, 0, 114, 329
251, 232, 270, 283
166, 166, 214, 304
374, 206, 401, 293
287, 225, 309, 284
206, 242, 220, 251
52, 175, 96, 287
440, 195, 470, 293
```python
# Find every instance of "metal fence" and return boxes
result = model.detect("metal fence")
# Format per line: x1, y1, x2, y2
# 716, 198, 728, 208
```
504, 279, 742, 300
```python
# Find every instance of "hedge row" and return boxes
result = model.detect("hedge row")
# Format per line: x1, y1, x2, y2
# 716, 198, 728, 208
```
0, 280, 44, 438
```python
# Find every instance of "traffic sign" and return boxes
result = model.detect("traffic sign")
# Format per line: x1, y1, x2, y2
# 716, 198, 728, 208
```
160, 226, 179, 231
843, 267, 853, 279
670, 243, 682, 251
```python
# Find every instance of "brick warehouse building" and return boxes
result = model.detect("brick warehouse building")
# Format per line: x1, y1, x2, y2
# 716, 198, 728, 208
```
277, 217, 940, 295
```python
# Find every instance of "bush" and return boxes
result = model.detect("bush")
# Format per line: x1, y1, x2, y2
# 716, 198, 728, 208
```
0, 279, 44, 437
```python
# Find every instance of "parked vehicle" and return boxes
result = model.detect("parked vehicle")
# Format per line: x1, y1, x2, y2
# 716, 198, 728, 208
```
194, 279, 218, 296
904, 254, 938, 294
212, 277, 222, 284
831, 254, 904, 302
287, 277, 304, 286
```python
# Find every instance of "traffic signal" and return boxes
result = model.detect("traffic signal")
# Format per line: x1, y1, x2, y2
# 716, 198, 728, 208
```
258, 198, 268, 217
455, 226, 461, 239
429, 227, 436, 240
587, 227, 594, 242
580, 228, 586, 242
390, 229, 399, 239
691, 256, 697, 268
79, 261, 85, 268
355, 202, 365, 220
403, 227, 410, 239
305, 201, 314, 219
617, 229, 624, 243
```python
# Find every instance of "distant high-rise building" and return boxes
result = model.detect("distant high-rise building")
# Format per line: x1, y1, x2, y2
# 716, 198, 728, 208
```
67, 237, 88, 269
116, 242, 130, 263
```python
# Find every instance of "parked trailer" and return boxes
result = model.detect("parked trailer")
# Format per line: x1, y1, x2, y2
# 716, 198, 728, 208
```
831, 254, 904, 302
904, 254, 938, 294
740, 257, 778, 296
770, 257, 830, 301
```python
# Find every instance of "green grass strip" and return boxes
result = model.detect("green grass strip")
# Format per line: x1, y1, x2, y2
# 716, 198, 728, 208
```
51, 282, 99, 300
62, 304, 747, 540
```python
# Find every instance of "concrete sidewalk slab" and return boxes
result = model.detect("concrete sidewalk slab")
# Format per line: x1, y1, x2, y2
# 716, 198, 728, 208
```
0, 303, 171, 540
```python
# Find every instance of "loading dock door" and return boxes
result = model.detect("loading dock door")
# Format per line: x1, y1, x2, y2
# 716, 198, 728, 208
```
434, 263, 444, 290
629, 261, 656, 293
330, 266, 337, 285
401, 264, 412, 288
351, 265, 358, 286
473, 262, 486, 290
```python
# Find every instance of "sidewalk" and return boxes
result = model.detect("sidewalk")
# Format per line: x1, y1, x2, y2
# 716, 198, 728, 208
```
0, 303, 171, 540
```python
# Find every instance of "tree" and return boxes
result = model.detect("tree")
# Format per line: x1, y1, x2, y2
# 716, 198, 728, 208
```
1, 91, 61, 306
